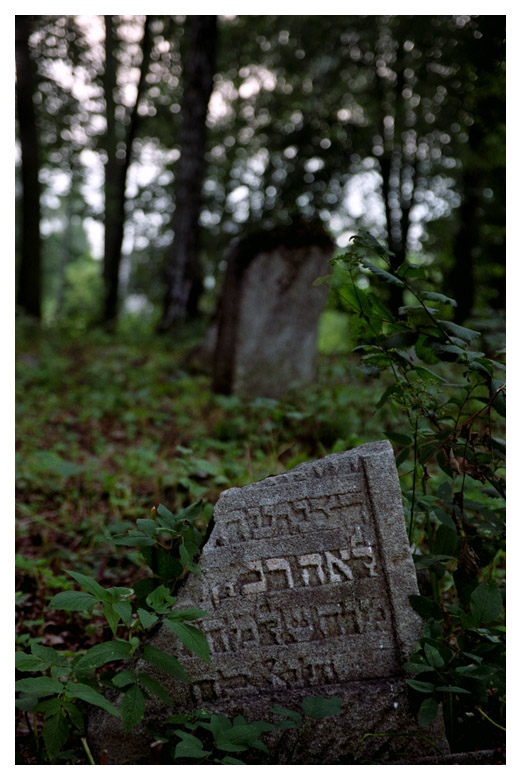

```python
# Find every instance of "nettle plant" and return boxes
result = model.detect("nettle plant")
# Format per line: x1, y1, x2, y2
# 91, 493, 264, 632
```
320, 232, 505, 747
15, 500, 343, 765
15, 502, 210, 762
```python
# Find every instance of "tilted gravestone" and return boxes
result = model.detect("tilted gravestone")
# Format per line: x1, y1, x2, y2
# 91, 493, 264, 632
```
163, 440, 450, 762
211, 222, 333, 399
89, 441, 449, 763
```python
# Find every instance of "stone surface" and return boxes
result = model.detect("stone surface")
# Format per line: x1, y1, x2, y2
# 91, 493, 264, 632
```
211, 222, 333, 398
89, 441, 449, 763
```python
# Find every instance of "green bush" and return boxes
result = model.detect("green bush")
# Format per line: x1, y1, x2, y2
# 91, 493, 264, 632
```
321, 231, 505, 748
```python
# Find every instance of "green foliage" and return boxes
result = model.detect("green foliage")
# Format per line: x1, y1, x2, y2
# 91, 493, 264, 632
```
324, 231, 505, 749
152, 694, 342, 764
16, 256, 505, 762
15, 501, 209, 762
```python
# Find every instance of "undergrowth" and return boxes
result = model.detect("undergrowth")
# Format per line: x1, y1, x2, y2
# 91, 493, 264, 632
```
15, 233, 505, 763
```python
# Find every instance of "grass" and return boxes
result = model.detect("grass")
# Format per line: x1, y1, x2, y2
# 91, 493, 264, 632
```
15, 315, 387, 647
15, 308, 505, 763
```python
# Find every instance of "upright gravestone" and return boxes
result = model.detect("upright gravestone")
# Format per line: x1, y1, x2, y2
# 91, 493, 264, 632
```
89, 441, 449, 763
211, 222, 333, 399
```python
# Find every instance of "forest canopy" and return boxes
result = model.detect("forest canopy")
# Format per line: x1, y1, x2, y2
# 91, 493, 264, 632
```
15, 14, 505, 330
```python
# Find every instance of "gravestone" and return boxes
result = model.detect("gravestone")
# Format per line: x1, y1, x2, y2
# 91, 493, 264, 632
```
211, 222, 333, 398
89, 441, 449, 763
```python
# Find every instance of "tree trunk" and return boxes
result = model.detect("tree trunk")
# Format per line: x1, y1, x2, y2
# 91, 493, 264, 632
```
55, 192, 73, 319
15, 16, 42, 320
158, 15, 218, 331
102, 15, 152, 330
448, 165, 480, 323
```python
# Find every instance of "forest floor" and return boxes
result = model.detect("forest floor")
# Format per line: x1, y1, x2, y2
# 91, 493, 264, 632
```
14, 314, 505, 764
15, 320, 384, 698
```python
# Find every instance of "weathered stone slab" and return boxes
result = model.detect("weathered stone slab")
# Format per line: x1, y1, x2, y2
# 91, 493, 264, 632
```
89, 441, 449, 763
212, 222, 333, 398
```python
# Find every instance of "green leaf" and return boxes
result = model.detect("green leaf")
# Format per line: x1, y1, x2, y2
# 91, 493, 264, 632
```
15, 651, 49, 672
74, 640, 134, 672
403, 662, 435, 674
137, 672, 172, 705
271, 704, 302, 726
15, 677, 64, 695
168, 608, 210, 622
16, 693, 39, 712
435, 686, 471, 694
411, 366, 447, 384
121, 683, 146, 732
436, 320, 480, 343
64, 682, 121, 718
313, 273, 333, 287
141, 644, 190, 683
174, 734, 209, 760
42, 711, 70, 758
103, 602, 120, 636
112, 670, 137, 688
488, 378, 506, 417
418, 697, 439, 728
360, 257, 405, 287
112, 599, 133, 625
30, 643, 62, 666
164, 620, 210, 662
424, 644, 445, 669
48, 591, 97, 612
137, 608, 158, 630
382, 330, 419, 349
301, 695, 343, 718
406, 679, 435, 693
376, 383, 400, 410
384, 430, 413, 447
419, 291, 457, 308
142, 546, 183, 581
113, 533, 157, 547
409, 594, 442, 620
399, 304, 439, 316
36, 698, 61, 716
455, 665, 498, 680
62, 700, 84, 730
156, 504, 177, 529
146, 584, 176, 612
179, 543, 191, 567
400, 263, 425, 280
64, 570, 108, 599
433, 507, 457, 532
136, 518, 158, 536
470, 582, 503, 625
353, 230, 394, 259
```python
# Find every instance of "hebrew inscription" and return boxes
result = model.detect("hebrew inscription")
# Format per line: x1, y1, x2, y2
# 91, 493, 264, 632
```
159, 442, 424, 701
152, 441, 427, 708
90, 442, 450, 763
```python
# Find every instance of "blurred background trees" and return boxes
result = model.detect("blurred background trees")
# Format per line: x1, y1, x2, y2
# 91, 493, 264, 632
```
15, 14, 505, 331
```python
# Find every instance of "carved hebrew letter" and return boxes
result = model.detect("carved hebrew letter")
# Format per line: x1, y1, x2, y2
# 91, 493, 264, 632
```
284, 607, 315, 643
212, 580, 238, 606
351, 525, 378, 577
307, 497, 329, 523
298, 553, 326, 586
225, 510, 249, 543
231, 615, 260, 650
265, 557, 294, 589
257, 609, 286, 646
204, 621, 231, 653
316, 603, 343, 637
192, 674, 220, 702
242, 560, 267, 594
325, 549, 354, 581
